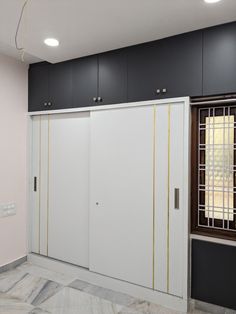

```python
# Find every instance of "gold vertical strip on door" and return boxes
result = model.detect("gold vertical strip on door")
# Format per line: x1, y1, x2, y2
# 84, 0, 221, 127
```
167, 105, 171, 293
47, 114, 50, 256
152, 105, 156, 289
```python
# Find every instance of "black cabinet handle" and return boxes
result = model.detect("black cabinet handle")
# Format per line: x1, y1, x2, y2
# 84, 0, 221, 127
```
34, 177, 37, 192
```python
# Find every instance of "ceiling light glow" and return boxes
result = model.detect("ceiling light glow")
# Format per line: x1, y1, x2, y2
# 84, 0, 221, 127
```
44, 38, 59, 47
204, 0, 222, 3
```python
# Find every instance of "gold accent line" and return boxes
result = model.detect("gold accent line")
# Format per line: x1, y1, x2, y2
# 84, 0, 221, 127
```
38, 115, 42, 254
152, 105, 156, 290
167, 105, 170, 293
47, 115, 50, 256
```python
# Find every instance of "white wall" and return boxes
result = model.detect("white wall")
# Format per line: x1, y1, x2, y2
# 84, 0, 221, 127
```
0, 53, 28, 267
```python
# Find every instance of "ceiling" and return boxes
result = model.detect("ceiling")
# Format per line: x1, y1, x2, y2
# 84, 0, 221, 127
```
0, 0, 236, 64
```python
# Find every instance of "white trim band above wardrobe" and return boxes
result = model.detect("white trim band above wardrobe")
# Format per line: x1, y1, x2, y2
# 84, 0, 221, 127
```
28, 97, 190, 312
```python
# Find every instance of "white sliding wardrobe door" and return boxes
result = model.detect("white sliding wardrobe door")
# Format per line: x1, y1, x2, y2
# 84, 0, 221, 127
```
154, 101, 188, 298
31, 115, 49, 256
48, 112, 89, 267
31, 116, 40, 253
89, 106, 154, 288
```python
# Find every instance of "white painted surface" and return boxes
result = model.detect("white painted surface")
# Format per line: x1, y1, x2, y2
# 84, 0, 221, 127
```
31, 116, 40, 253
169, 103, 184, 297
89, 106, 154, 288
0, 53, 28, 267
155, 105, 169, 293
28, 253, 188, 312
0, 0, 236, 63
39, 116, 49, 256
48, 113, 89, 267
154, 100, 189, 299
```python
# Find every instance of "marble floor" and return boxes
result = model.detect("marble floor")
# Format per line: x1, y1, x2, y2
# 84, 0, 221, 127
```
0, 262, 208, 314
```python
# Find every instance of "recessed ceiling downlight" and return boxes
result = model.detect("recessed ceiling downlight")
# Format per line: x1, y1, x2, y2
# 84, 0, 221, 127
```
204, 0, 222, 3
44, 38, 59, 47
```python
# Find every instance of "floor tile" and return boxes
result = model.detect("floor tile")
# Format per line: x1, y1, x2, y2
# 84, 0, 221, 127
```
0, 292, 34, 314
18, 262, 77, 286
0, 270, 62, 306
40, 286, 124, 314
69, 279, 136, 306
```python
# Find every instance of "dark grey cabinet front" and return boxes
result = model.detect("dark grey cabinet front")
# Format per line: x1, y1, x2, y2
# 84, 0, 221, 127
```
48, 61, 72, 109
127, 31, 203, 102
203, 22, 236, 96
71, 56, 98, 107
98, 50, 127, 105
28, 62, 49, 112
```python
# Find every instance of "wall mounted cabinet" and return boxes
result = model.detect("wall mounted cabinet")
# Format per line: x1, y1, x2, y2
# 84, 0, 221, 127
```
29, 22, 236, 112
203, 22, 236, 96
127, 31, 203, 102
29, 61, 73, 111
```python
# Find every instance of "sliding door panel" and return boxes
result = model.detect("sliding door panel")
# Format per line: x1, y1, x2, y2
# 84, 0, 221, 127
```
48, 113, 89, 267
154, 105, 169, 293
169, 103, 184, 297
39, 115, 49, 256
154, 102, 187, 298
31, 116, 40, 253
89, 106, 154, 288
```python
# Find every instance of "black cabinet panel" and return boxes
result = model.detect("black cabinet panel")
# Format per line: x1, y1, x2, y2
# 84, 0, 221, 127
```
48, 61, 72, 109
28, 62, 49, 111
192, 239, 236, 310
203, 22, 236, 96
127, 31, 203, 102
98, 50, 127, 105
71, 56, 98, 107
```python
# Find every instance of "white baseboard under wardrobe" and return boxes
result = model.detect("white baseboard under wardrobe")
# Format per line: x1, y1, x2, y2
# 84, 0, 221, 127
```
28, 253, 188, 312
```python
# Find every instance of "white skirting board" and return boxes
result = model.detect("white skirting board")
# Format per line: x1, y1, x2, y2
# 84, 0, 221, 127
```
28, 253, 188, 312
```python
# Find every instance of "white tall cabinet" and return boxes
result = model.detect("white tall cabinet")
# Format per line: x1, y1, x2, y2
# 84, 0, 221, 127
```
30, 98, 189, 307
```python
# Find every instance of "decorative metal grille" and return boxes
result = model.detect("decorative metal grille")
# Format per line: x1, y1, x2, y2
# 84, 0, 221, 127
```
198, 106, 236, 231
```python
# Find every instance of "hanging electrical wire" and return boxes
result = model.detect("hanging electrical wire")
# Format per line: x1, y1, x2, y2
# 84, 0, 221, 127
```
15, 0, 30, 62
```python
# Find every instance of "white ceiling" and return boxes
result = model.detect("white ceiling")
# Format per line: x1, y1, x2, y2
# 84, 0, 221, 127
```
0, 0, 236, 64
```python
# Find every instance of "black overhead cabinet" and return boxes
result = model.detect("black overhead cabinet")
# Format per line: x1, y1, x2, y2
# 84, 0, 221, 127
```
28, 21, 236, 112
71, 55, 98, 108
98, 49, 127, 105
29, 50, 128, 111
203, 22, 236, 96
28, 62, 49, 111
29, 61, 72, 111
127, 30, 203, 102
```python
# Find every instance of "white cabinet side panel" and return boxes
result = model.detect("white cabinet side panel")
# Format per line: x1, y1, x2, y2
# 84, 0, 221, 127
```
154, 105, 168, 293
39, 115, 49, 256
31, 116, 40, 253
89, 106, 154, 288
48, 112, 89, 267
169, 103, 184, 297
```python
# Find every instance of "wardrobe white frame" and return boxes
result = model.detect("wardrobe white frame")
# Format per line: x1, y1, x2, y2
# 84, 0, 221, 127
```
27, 97, 190, 312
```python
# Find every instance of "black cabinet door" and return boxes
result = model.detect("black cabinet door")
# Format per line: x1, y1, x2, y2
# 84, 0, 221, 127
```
71, 55, 98, 107
28, 62, 49, 112
203, 22, 236, 96
127, 31, 203, 102
48, 61, 72, 109
98, 50, 127, 105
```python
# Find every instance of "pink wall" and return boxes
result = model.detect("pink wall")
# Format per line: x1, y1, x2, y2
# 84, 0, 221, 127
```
0, 53, 28, 267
